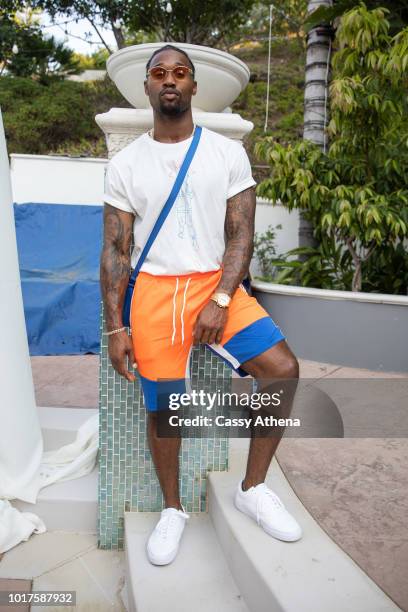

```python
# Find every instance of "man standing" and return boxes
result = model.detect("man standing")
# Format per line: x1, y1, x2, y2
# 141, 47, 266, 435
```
101, 44, 302, 566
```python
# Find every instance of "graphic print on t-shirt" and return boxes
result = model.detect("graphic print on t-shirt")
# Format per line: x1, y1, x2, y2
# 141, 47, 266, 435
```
169, 160, 198, 251
103, 126, 257, 275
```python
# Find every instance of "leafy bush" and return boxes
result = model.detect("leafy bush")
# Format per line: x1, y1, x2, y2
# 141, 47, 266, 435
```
253, 226, 354, 289
256, 5, 408, 293
73, 48, 110, 70
0, 76, 130, 155
232, 39, 305, 182
253, 224, 282, 278
1, 38, 304, 163
254, 228, 408, 294
362, 241, 408, 294
0, 7, 79, 81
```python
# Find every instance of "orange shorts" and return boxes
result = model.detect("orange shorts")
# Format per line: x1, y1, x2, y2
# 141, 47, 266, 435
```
130, 269, 285, 411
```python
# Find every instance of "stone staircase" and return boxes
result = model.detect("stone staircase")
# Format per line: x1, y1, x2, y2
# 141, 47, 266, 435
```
10, 407, 401, 612
124, 512, 249, 612
11, 406, 98, 533
124, 441, 400, 612
207, 444, 400, 612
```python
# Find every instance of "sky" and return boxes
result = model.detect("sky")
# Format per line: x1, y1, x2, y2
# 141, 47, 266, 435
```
40, 12, 117, 55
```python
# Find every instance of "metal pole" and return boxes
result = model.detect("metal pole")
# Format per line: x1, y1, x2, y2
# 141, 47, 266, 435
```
264, 5, 274, 132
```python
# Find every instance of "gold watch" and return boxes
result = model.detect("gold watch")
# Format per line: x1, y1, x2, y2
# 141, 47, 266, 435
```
210, 292, 231, 309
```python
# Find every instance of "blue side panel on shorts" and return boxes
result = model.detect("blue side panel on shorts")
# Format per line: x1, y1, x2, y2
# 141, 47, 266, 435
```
223, 316, 285, 374
139, 374, 187, 412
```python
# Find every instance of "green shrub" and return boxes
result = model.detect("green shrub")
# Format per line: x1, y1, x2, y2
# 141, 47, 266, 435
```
255, 234, 408, 295
253, 224, 282, 279
0, 38, 304, 163
275, 109, 303, 131
231, 39, 305, 182
362, 242, 408, 295
256, 6, 408, 293
253, 226, 354, 290
0, 76, 130, 156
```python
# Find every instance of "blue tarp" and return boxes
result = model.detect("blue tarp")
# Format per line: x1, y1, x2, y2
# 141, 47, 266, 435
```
14, 203, 103, 355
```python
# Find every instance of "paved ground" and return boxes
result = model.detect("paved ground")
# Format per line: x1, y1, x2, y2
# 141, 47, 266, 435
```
276, 361, 408, 612
0, 533, 126, 611
29, 354, 408, 611
31, 355, 99, 409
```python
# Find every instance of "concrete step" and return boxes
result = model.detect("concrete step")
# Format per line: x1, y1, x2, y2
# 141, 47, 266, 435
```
37, 405, 98, 451
208, 455, 401, 612
12, 465, 98, 533
124, 511, 249, 612
12, 406, 99, 533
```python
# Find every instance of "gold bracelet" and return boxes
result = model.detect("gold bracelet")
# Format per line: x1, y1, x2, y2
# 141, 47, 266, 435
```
105, 326, 127, 336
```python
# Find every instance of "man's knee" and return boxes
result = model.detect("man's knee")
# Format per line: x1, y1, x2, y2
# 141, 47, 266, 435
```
261, 353, 299, 380
279, 354, 299, 379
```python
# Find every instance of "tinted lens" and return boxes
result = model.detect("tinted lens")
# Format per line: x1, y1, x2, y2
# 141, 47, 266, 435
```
149, 67, 167, 80
173, 66, 190, 79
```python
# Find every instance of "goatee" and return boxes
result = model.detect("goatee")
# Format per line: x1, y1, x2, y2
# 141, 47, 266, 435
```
159, 101, 189, 116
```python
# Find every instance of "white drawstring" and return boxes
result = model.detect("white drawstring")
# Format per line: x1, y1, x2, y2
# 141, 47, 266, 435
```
180, 278, 191, 345
171, 277, 179, 345
171, 276, 191, 345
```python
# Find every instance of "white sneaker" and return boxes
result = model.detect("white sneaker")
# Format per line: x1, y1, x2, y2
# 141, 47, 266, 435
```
146, 506, 189, 565
235, 480, 302, 542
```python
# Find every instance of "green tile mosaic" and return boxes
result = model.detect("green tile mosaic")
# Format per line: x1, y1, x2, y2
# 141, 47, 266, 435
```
97, 302, 231, 550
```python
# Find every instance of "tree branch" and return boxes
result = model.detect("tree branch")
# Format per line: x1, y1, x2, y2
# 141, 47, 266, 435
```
109, 18, 125, 49
53, 22, 104, 47
85, 15, 112, 53
362, 241, 377, 262
345, 236, 360, 266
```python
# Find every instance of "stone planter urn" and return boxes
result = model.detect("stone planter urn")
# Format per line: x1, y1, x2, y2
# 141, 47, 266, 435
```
96, 42, 254, 156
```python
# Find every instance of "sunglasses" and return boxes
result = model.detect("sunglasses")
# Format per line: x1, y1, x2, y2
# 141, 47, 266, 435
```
146, 65, 194, 81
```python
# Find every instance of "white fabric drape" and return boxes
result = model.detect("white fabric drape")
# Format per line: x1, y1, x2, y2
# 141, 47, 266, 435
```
0, 413, 99, 554
0, 501, 46, 553
38, 413, 99, 488
0, 112, 43, 503
0, 111, 99, 554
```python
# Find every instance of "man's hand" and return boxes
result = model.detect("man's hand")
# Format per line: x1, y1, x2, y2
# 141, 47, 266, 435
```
108, 332, 137, 382
193, 301, 228, 346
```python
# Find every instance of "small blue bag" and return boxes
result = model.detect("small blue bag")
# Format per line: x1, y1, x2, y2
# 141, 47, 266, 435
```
122, 125, 202, 328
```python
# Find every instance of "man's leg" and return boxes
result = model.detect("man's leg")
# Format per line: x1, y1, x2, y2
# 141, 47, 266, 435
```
145, 411, 188, 566
130, 271, 200, 565
239, 339, 299, 490
204, 283, 301, 540
147, 412, 182, 510
232, 339, 302, 541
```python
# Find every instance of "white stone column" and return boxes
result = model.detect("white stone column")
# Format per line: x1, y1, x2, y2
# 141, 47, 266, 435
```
0, 110, 42, 502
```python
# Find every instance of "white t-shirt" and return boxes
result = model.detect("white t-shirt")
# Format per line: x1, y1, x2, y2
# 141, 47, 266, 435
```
103, 126, 256, 276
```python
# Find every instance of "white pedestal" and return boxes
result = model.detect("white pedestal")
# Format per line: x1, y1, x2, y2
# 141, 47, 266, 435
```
95, 108, 253, 157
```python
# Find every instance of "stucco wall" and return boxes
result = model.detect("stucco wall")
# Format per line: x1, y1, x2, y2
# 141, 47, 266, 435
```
10, 155, 300, 260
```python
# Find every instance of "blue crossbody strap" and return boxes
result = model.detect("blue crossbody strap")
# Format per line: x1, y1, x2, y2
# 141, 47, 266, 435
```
129, 125, 202, 285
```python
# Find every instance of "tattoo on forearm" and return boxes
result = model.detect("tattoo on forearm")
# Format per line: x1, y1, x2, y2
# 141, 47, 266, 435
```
100, 204, 134, 329
218, 186, 256, 295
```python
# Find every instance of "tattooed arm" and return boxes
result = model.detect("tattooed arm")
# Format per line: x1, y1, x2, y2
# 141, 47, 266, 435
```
100, 204, 136, 382
193, 186, 256, 346
217, 185, 256, 295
